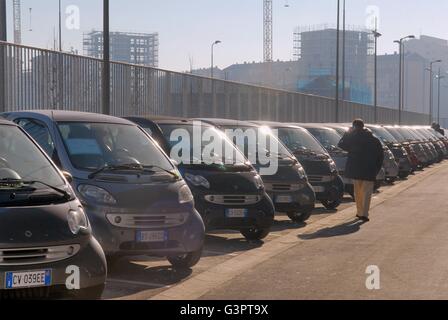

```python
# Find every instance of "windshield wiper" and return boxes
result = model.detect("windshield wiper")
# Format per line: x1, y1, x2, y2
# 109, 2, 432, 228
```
23, 181, 71, 200
0, 179, 71, 200
142, 165, 179, 178
88, 163, 145, 179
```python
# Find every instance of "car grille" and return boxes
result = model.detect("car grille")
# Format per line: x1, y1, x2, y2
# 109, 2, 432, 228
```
308, 175, 334, 183
106, 213, 188, 229
0, 245, 81, 266
204, 195, 261, 205
264, 183, 304, 192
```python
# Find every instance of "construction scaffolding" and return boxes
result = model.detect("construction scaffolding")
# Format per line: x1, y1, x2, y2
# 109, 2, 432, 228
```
83, 31, 159, 67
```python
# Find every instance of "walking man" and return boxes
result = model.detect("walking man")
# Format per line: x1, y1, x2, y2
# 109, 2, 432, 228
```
338, 119, 384, 222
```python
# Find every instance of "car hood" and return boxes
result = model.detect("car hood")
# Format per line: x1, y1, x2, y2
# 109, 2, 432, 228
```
0, 200, 87, 248
180, 168, 261, 194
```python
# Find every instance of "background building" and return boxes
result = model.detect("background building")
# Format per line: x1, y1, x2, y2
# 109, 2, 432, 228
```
83, 31, 159, 67
293, 25, 374, 105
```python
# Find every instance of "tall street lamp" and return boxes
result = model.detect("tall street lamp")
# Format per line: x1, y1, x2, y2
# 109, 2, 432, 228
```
372, 28, 382, 124
0, 0, 6, 113
102, 0, 110, 115
428, 59, 442, 124
394, 35, 415, 125
58, 0, 62, 51
436, 68, 446, 124
211, 40, 221, 79
335, 0, 341, 122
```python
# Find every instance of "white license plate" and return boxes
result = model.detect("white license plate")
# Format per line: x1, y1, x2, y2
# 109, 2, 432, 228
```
275, 195, 293, 203
225, 209, 248, 218
136, 230, 168, 243
313, 186, 325, 193
5, 270, 52, 289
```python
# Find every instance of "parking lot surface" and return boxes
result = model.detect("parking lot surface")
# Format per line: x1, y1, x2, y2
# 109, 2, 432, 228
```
102, 164, 442, 300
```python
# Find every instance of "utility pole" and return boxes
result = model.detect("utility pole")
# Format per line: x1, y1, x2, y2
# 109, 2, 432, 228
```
102, 0, 110, 115
341, 0, 346, 102
58, 0, 62, 51
0, 0, 6, 112
335, 0, 340, 122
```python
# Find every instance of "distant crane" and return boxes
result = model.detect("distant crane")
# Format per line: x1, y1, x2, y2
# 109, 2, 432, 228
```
13, 0, 21, 44
263, 0, 291, 62
263, 0, 273, 62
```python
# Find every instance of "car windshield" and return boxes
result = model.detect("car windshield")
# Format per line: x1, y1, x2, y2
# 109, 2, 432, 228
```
221, 125, 295, 161
305, 127, 342, 150
57, 122, 174, 172
157, 123, 248, 166
369, 126, 399, 144
396, 128, 418, 142
276, 127, 328, 155
384, 127, 406, 143
0, 125, 65, 189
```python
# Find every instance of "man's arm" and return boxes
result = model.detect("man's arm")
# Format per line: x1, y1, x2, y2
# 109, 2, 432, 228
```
338, 133, 352, 152
375, 139, 384, 172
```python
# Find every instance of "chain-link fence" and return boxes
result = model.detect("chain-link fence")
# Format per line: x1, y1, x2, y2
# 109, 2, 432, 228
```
0, 41, 428, 125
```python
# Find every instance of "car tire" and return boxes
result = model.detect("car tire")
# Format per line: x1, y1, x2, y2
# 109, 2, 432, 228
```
321, 199, 342, 210
168, 247, 203, 269
287, 211, 312, 223
73, 284, 105, 300
241, 228, 271, 241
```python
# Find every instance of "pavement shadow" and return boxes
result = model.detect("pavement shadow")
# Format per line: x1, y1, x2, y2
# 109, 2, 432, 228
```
203, 234, 264, 257
298, 219, 366, 240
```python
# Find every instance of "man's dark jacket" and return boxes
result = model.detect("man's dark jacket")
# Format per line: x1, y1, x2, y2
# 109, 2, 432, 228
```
338, 129, 384, 182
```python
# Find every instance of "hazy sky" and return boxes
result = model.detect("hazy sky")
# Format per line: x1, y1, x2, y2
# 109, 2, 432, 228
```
5, 0, 448, 71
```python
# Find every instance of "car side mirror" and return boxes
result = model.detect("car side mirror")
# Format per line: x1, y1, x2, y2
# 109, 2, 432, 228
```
62, 171, 73, 184
171, 159, 179, 166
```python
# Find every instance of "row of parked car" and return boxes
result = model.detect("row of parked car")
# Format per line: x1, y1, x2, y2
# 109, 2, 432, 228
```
0, 110, 447, 299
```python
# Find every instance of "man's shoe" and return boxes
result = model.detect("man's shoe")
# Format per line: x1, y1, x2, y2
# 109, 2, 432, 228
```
356, 216, 370, 222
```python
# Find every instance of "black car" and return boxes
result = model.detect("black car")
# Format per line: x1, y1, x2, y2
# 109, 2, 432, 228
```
4, 111, 205, 269
262, 122, 344, 210
126, 117, 275, 240
366, 125, 413, 179
0, 118, 106, 299
198, 119, 316, 223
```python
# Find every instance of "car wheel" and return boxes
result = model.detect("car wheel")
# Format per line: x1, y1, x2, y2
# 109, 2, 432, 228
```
321, 199, 342, 210
287, 211, 312, 223
73, 284, 105, 300
399, 173, 409, 179
241, 228, 271, 241
168, 247, 203, 269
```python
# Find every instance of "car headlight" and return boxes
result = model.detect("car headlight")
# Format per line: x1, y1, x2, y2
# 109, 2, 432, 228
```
77, 184, 117, 205
184, 173, 210, 189
294, 165, 307, 179
178, 184, 194, 204
328, 160, 338, 173
68, 207, 88, 235
254, 175, 265, 190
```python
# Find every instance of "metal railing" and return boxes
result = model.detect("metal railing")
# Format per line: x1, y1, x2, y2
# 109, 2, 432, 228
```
0, 41, 429, 125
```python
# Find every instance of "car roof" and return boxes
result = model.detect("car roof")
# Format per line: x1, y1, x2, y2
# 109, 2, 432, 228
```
293, 123, 335, 130
5, 110, 134, 125
127, 115, 213, 127
252, 121, 306, 130
198, 118, 259, 128
0, 117, 15, 126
